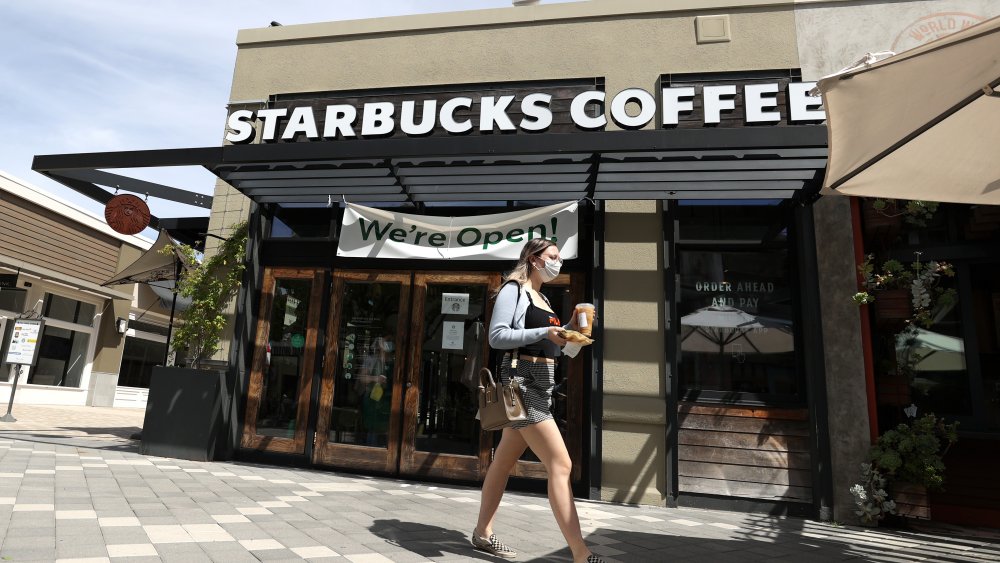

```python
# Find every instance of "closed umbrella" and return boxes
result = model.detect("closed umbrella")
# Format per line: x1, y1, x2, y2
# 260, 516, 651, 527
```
815, 15, 1000, 204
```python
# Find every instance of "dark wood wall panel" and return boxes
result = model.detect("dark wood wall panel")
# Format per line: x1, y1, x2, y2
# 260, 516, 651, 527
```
0, 196, 121, 284
678, 403, 812, 504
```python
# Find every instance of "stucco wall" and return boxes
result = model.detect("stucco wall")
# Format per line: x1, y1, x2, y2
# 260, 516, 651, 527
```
219, 0, 802, 505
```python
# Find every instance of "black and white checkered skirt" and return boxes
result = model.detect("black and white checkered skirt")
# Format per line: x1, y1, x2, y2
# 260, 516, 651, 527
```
499, 354, 555, 429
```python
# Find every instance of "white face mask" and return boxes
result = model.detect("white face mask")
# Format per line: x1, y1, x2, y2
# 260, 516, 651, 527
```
534, 257, 562, 282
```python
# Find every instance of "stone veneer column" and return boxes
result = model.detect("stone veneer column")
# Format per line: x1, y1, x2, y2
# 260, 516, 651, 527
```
813, 195, 871, 523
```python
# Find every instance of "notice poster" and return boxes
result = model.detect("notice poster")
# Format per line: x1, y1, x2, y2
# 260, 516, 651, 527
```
442, 321, 464, 350
4, 319, 44, 365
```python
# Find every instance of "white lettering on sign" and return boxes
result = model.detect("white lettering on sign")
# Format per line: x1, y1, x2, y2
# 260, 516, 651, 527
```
325, 105, 358, 138
282, 106, 319, 139
744, 83, 781, 123
703, 85, 737, 124
570, 91, 606, 130
610, 88, 656, 130
661, 87, 695, 126
440, 96, 473, 133
520, 93, 553, 131
788, 83, 825, 122
224, 82, 822, 142
480, 95, 517, 132
401, 99, 437, 135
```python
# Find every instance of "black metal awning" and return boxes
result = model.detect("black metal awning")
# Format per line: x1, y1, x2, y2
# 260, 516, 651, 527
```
32, 127, 827, 216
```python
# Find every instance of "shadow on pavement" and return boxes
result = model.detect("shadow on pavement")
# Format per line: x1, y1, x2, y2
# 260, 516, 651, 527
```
369, 519, 497, 561
369, 518, 868, 563
0, 428, 140, 452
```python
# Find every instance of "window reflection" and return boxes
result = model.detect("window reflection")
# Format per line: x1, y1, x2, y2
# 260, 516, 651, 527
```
414, 284, 487, 456
28, 326, 90, 387
256, 278, 313, 438
329, 281, 401, 448
678, 249, 797, 400
268, 204, 332, 238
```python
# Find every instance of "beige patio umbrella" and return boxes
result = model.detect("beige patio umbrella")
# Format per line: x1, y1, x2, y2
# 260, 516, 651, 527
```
815, 15, 1000, 204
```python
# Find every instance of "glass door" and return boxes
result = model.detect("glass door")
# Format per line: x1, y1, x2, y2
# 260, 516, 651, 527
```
398, 273, 499, 480
241, 268, 325, 454
313, 272, 411, 472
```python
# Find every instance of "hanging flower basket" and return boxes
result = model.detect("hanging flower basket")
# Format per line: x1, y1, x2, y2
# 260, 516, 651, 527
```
863, 199, 903, 240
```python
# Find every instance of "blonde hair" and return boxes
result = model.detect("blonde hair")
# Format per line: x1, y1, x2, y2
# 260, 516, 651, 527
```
493, 238, 557, 298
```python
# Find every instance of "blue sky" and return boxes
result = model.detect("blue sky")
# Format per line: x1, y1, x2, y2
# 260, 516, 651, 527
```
0, 1, 573, 231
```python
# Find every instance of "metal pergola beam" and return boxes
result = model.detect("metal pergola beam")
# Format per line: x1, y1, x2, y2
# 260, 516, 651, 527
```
30, 127, 829, 211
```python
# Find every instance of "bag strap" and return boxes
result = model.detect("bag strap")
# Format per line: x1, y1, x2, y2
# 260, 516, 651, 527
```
509, 281, 520, 365
479, 367, 497, 389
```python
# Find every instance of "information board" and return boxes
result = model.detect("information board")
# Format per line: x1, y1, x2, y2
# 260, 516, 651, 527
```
4, 319, 44, 366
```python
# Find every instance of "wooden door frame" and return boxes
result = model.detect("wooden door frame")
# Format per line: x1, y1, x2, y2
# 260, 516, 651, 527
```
313, 270, 412, 473
398, 272, 500, 480
241, 268, 325, 454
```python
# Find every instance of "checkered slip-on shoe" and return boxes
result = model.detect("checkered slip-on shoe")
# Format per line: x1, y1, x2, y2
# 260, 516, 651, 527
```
471, 531, 517, 559
586, 555, 606, 563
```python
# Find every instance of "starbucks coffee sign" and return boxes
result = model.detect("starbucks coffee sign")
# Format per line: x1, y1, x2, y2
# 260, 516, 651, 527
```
226, 79, 823, 143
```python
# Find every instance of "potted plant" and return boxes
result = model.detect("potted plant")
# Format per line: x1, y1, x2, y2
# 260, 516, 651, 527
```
140, 221, 249, 462
855, 255, 913, 328
854, 254, 956, 329
868, 413, 959, 521
850, 462, 897, 526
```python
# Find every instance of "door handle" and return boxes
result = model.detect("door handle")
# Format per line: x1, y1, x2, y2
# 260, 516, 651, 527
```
406, 382, 412, 388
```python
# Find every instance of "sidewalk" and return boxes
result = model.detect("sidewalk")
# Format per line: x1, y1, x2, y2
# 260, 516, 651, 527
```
0, 405, 998, 562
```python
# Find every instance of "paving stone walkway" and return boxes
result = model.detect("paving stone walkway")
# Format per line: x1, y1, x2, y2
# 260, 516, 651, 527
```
0, 405, 998, 562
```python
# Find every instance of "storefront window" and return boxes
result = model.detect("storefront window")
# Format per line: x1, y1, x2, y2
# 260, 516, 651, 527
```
268, 204, 333, 238
27, 326, 90, 387
255, 278, 314, 438
43, 293, 96, 327
118, 336, 167, 388
0, 288, 26, 314
676, 202, 801, 404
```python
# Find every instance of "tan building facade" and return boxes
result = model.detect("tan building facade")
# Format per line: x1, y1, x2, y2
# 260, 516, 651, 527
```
211, 0, 827, 517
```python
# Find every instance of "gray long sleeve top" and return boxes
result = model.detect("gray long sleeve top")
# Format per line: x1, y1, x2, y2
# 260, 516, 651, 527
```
488, 281, 561, 356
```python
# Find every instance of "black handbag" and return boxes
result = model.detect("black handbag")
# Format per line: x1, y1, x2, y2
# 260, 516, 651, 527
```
477, 361, 527, 431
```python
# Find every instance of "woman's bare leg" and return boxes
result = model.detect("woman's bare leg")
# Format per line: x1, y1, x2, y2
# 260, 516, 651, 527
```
475, 427, 528, 537
517, 419, 592, 562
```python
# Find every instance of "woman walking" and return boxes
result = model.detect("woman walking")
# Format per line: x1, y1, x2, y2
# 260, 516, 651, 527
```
472, 238, 604, 563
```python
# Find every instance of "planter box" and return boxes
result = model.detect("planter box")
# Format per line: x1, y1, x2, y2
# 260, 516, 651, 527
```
874, 288, 912, 329
892, 482, 931, 520
140, 366, 232, 462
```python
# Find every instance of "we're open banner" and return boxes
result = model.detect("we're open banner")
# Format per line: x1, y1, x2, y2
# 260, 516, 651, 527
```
336, 201, 578, 260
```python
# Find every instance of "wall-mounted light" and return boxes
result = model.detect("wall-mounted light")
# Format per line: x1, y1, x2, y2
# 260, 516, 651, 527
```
116, 317, 129, 334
